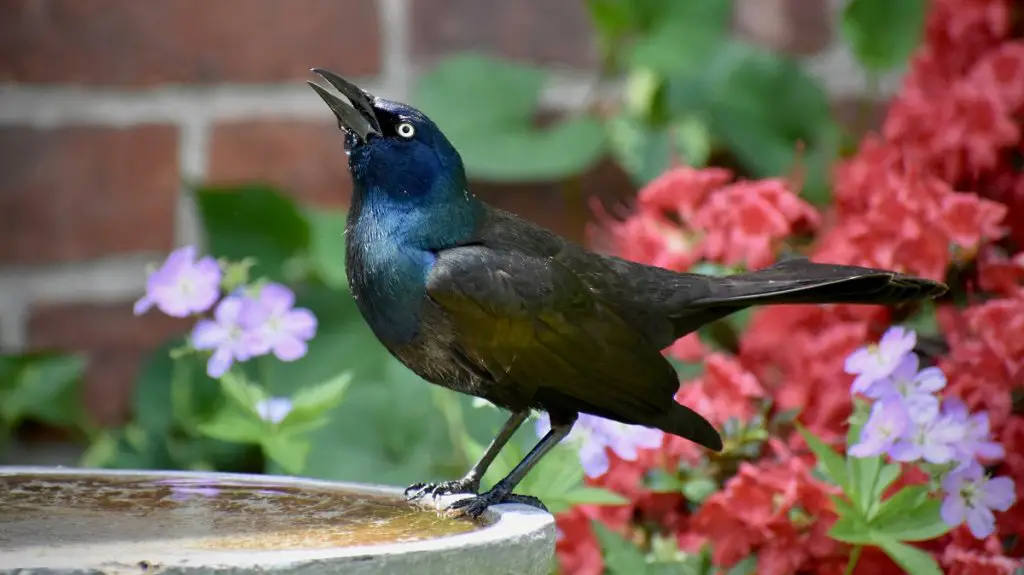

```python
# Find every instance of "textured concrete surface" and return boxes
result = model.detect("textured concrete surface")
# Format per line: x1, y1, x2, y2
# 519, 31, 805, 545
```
0, 467, 556, 575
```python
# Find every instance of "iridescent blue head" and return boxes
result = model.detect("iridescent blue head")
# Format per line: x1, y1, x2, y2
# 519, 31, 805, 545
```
307, 68, 481, 251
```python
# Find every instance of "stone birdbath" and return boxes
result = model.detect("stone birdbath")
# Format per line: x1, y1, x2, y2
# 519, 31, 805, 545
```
0, 467, 555, 574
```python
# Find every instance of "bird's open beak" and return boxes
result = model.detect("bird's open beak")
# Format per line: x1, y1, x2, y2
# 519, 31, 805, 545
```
307, 68, 381, 143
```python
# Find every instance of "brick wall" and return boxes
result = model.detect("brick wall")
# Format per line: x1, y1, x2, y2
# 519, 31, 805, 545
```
0, 0, 901, 426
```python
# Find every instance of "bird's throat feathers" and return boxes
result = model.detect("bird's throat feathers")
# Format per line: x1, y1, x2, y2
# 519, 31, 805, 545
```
345, 168, 483, 344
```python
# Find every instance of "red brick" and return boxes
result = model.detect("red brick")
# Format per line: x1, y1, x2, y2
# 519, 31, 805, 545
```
27, 303, 191, 427
411, 0, 595, 68
0, 126, 178, 265
0, 0, 380, 85
208, 121, 353, 208
733, 0, 833, 55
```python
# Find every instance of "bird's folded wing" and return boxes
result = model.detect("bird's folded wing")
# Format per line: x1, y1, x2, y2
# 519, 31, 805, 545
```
425, 245, 679, 423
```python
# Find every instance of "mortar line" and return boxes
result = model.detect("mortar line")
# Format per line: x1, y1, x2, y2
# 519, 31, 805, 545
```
176, 118, 208, 250
0, 51, 896, 129
378, 0, 412, 101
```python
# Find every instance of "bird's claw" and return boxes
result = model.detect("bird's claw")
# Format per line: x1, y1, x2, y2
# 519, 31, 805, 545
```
444, 490, 548, 519
404, 478, 479, 502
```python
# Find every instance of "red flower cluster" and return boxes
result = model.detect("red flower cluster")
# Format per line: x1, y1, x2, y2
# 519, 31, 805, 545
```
561, 0, 1024, 573
689, 454, 841, 575
814, 134, 1007, 280
597, 167, 819, 270
741, 304, 879, 443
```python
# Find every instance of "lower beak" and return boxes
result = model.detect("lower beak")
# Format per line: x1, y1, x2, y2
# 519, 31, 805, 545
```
307, 68, 381, 142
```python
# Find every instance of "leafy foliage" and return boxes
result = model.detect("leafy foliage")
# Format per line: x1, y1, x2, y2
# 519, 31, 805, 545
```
414, 54, 607, 181
841, 0, 928, 73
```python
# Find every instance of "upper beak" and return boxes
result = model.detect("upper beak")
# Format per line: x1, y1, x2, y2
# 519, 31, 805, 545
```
307, 68, 381, 142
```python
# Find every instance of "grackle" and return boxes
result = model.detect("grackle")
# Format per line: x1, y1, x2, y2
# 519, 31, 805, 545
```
307, 68, 947, 518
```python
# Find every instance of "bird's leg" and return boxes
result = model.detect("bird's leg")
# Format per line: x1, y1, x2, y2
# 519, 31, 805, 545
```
446, 413, 576, 518
405, 410, 528, 502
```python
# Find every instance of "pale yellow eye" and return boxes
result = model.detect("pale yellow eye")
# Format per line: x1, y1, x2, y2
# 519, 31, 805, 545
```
397, 122, 415, 139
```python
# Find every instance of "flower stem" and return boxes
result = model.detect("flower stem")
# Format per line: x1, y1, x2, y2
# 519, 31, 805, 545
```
170, 357, 197, 436
432, 387, 470, 470
844, 545, 862, 575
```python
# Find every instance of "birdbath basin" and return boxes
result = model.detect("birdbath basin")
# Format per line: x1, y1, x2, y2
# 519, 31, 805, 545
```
0, 467, 555, 574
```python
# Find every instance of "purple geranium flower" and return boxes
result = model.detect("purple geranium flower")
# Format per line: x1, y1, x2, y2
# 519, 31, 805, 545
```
256, 397, 293, 424
191, 296, 263, 378
941, 462, 1016, 539
863, 352, 945, 399
244, 283, 317, 362
845, 326, 917, 394
943, 398, 1005, 468
888, 405, 966, 464
536, 413, 664, 478
134, 245, 222, 318
849, 397, 910, 458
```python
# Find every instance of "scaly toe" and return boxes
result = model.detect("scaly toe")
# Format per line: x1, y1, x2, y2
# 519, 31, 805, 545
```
403, 482, 431, 501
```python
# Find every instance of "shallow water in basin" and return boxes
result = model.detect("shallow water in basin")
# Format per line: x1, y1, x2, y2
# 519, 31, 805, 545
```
0, 473, 482, 552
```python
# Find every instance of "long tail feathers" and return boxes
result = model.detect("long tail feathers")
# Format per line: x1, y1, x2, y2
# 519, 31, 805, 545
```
657, 258, 944, 450
648, 404, 723, 452
691, 257, 947, 307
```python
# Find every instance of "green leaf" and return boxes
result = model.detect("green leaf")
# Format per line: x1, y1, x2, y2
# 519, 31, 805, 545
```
456, 118, 607, 182
672, 115, 712, 167
628, 2, 733, 77
668, 359, 704, 381
831, 495, 858, 518
415, 54, 605, 181
725, 555, 758, 575
300, 352, 452, 485
704, 43, 839, 204
872, 485, 929, 527
261, 434, 311, 475
559, 486, 630, 507
844, 399, 883, 516
796, 424, 850, 493
195, 184, 310, 281
592, 521, 650, 574
196, 409, 266, 444
872, 463, 902, 502
606, 113, 671, 186
645, 468, 684, 493
828, 514, 874, 545
681, 476, 718, 504
0, 352, 86, 427
515, 442, 587, 513
873, 497, 953, 542
841, 0, 927, 72
586, 0, 635, 39
218, 372, 266, 414
279, 372, 352, 433
663, 40, 838, 205
876, 538, 943, 575
305, 208, 348, 290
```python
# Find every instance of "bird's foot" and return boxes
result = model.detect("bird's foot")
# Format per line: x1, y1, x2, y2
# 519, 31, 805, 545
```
404, 477, 479, 502
444, 486, 548, 519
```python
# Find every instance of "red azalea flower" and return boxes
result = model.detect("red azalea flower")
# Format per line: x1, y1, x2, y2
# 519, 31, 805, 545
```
593, 208, 701, 272
977, 248, 1024, 296
664, 333, 708, 363
940, 526, 1023, 574
553, 507, 604, 575
687, 456, 842, 574
692, 178, 820, 269
637, 165, 733, 222
665, 353, 767, 463
937, 192, 1008, 252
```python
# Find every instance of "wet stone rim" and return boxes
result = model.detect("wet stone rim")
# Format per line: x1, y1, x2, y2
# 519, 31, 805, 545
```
0, 466, 557, 575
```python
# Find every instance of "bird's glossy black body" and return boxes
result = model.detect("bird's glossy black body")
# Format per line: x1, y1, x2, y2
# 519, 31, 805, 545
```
308, 68, 948, 517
